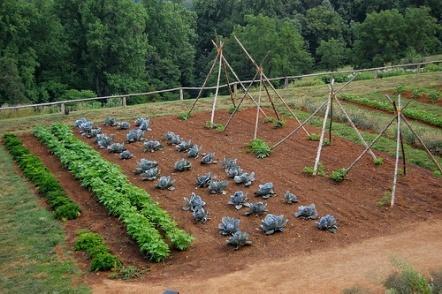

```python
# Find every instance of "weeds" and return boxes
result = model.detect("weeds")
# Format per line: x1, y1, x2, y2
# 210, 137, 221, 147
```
384, 259, 432, 294
177, 112, 191, 121
373, 157, 384, 166
303, 164, 325, 176
109, 266, 144, 280
377, 192, 392, 207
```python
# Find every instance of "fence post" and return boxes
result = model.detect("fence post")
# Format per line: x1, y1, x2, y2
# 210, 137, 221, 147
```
122, 96, 127, 107
179, 88, 184, 100
284, 77, 289, 88
60, 103, 65, 114
233, 82, 238, 97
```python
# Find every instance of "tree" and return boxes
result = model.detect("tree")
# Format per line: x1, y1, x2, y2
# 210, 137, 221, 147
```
225, 15, 313, 80
303, 2, 346, 59
352, 9, 407, 67
316, 38, 347, 70
404, 7, 441, 55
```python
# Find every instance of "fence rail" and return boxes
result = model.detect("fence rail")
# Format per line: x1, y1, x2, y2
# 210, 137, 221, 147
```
1, 60, 440, 112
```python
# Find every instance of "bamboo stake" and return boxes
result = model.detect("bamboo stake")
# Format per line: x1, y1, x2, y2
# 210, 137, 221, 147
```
254, 71, 263, 139
328, 82, 334, 144
333, 96, 377, 160
390, 95, 402, 207
272, 100, 327, 150
221, 56, 236, 108
233, 35, 309, 135
187, 49, 220, 115
221, 55, 267, 117
224, 71, 260, 130
262, 80, 281, 120
401, 114, 442, 173
346, 116, 396, 173
210, 46, 223, 126
313, 93, 332, 175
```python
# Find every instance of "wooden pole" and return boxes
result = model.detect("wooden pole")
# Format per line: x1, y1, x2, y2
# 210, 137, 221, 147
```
328, 81, 334, 144
272, 100, 327, 150
390, 95, 402, 207
210, 46, 223, 126
221, 55, 236, 107
179, 88, 184, 101
254, 71, 263, 139
313, 93, 332, 175
262, 80, 281, 120
221, 55, 267, 117
187, 48, 220, 115
401, 114, 442, 173
122, 96, 127, 107
333, 96, 377, 160
346, 116, 396, 174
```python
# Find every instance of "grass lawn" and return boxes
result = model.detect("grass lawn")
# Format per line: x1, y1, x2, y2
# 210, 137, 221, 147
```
0, 146, 89, 293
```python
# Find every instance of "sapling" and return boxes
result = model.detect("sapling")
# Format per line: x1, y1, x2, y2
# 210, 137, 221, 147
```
283, 191, 299, 204
260, 214, 288, 235
244, 202, 268, 216
227, 231, 252, 249
155, 176, 175, 190
143, 140, 162, 152
140, 167, 160, 181
228, 191, 248, 210
294, 204, 319, 220
183, 193, 206, 212
175, 158, 192, 172
316, 214, 338, 233
218, 217, 240, 235
119, 150, 133, 160
255, 182, 275, 199
208, 180, 228, 194
196, 173, 212, 188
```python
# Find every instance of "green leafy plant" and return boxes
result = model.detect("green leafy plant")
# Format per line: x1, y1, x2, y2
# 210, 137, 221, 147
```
177, 112, 191, 121
330, 168, 347, 183
228, 105, 237, 114
303, 165, 325, 176
377, 192, 392, 207
247, 138, 271, 159
373, 157, 384, 166
384, 260, 432, 294
308, 133, 320, 141
3, 134, 81, 220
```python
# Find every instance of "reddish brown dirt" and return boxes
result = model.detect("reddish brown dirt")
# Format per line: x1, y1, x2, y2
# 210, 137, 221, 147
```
22, 108, 442, 289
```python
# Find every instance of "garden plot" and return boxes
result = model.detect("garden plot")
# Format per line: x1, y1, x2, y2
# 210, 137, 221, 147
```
26, 107, 442, 282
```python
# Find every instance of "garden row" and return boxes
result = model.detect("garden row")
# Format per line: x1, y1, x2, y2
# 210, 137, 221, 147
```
3, 134, 81, 220
33, 124, 193, 262
340, 93, 442, 128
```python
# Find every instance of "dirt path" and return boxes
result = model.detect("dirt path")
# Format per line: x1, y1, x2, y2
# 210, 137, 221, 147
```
92, 220, 442, 294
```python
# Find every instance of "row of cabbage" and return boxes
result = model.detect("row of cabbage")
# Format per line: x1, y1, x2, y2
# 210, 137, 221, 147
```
33, 124, 193, 262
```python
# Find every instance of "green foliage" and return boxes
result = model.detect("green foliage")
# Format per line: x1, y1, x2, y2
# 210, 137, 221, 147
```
264, 117, 285, 128
374, 157, 384, 166
34, 125, 193, 260
308, 133, 320, 141
178, 112, 191, 121
330, 168, 347, 183
384, 260, 432, 294
291, 77, 325, 87
75, 231, 122, 272
3, 134, 80, 220
303, 165, 325, 176
205, 121, 224, 131
316, 38, 347, 71
247, 138, 271, 159
377, 192, 392, 207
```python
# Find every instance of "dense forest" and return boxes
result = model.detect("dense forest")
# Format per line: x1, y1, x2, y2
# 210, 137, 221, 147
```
1, 0, 441, 105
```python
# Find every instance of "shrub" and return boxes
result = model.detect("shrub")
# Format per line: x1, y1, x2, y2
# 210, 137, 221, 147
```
330, 168, 347, 183
384, 262, 431, 294
247, 138, 271, 159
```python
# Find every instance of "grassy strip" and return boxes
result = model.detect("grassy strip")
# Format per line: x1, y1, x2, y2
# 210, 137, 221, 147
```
340, 93, 442, 128
50, 124, 193, 250
2, 134, 81, 220
0, 146, 89, 293
75, 231, 122, 272
282, 109, 442, 175
33, 126, 171, 262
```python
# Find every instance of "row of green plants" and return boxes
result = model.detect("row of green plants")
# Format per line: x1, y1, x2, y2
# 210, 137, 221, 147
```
74, 231, 122, 272
33, 125, 193, 262
395, 84, 441, 103
2, 134, 81, 220
340, 93, 442, 128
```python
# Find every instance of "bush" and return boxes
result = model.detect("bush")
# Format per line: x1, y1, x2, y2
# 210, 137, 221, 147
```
330, 168, 347, 183
423, 63, 442, 72
75, 231, 122, 272
3, 134, 80, 220
247, 138, 271, 159
384, 263, 431, 294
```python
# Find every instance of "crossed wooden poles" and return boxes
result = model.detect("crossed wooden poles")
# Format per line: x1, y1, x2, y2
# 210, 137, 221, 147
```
343, 94, 442, 207
272, 75, 378, 176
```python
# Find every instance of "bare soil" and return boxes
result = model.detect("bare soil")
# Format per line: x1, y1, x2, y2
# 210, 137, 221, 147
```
22, 107, 442, 290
